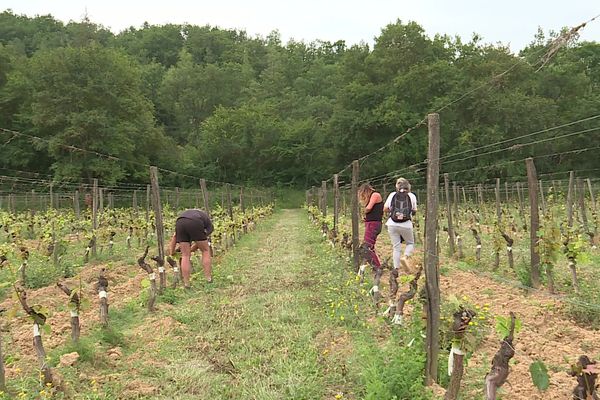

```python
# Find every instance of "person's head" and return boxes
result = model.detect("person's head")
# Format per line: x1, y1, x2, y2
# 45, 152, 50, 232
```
395, 177, 411, 192
358, 183, 375, 205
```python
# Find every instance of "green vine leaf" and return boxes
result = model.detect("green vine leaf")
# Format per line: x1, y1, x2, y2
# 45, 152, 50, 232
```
529, 360, 549, 391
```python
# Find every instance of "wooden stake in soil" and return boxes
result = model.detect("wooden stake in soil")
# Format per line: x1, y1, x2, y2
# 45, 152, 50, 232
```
425, 113, 441, 385
333, 174, 340, 239
576, 177, 590, 235
149, 167, 166, 293
539, 180, 546, 215
453, 182, 459, 218
567, 171, 575, 228
92, 179, 98, 258
351, 160, 360, 270
200, 178, 210, 217
516, 182, 527, 231
444, 174, 456, 255
74, 190, 80, 218
526, 158, 541, 288
133, 190, 138, 214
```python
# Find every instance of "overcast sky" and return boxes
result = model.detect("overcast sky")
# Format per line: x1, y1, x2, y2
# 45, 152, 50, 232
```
2, 0, 599, 52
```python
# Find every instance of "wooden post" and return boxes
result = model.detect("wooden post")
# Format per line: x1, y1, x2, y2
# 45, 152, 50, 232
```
525, 158, 541, 288
351, 160, 360, 270
461, 186, 467, 204
226, 184, 233, 220
539, 180, 546, 215
149, 167, 166, 293
200, 179, 210, 217
175, 187, 180, 210
425, 113, 441, 385
495, 178, 502, 225
49, 183, 54, 209
505, 181, 509, 203
452, 182, 459, 217
587, 178, 597, 215
239, 187, 245, 213
145, 185, 150, 220
133, 190, 138, 214
74, 190, 80, 218
567, 171, 575, 228
92, 179, 98, 257
576, 178, 589, 233
321, 181, 327, 217
99, 188, 104, 215
333, 174, 340, 238
444, 174, 455, 255
516, 182, 526, 231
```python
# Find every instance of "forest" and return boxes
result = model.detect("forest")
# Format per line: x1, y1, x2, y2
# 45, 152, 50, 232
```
0, 10, 599, 188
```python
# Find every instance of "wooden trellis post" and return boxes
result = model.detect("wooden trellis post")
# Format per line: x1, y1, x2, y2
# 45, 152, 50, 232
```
351, 160, 360, 270
526, 158, 541, 288
200, 179, 210, 217
92, 179, 98, 257
444, 173, 456, 255
425, 113, 441, 385
150, 167, 166, 293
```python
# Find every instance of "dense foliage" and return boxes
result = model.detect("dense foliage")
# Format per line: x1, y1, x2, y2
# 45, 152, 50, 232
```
1, 10, 599, 187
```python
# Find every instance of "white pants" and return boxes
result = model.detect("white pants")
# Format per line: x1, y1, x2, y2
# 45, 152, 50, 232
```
387, 224, 415, 269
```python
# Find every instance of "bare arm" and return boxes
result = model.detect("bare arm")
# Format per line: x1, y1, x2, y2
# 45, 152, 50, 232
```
365, 192, 382, 213
168, 233, 177, 256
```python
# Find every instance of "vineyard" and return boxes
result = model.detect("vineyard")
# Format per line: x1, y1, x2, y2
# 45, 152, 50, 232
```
1, 6, 600, 400
304, 116, 600, 399
0, 173, 274, 399
0, 172, 598, 399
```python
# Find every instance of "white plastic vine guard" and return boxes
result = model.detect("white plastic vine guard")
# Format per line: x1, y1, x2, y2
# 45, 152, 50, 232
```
70, 310, 79, 318
173, 267, 179, 272
507, 246, 513, 252
476, 244, 482, 249
149, 272, 156, 280
99, 290, 108, 299
33, 323, 41, 337
448, 345, 466, 376
158, 267, 165, 273
391, 314, 403, 325
368, 285, 379, 296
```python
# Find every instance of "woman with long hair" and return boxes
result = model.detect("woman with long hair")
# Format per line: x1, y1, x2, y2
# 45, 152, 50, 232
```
358, 183, 384, 269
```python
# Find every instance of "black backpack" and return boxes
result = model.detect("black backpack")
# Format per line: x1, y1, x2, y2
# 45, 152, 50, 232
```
390, 191, 412, 223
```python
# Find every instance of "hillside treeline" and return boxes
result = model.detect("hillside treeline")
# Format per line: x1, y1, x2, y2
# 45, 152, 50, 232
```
1, 10, 599, 187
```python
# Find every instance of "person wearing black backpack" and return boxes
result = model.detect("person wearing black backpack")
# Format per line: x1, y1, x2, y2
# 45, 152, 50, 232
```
383, 177, 417, 273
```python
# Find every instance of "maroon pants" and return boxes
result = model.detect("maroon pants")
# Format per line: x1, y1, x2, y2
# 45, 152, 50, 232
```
363, 221, 382, 268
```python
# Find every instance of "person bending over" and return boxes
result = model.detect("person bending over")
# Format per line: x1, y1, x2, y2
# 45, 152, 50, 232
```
168, 209, 213, 288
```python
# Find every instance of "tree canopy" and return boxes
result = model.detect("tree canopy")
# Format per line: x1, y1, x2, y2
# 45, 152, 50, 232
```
1, 10, 599, 188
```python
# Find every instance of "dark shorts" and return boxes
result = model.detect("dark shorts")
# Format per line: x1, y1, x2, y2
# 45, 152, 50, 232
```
175, 218, 207, 243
